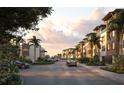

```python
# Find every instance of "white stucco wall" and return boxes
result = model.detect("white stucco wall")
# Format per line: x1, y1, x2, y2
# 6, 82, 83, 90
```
29, 45, 45, 62
100, 30, 107, 61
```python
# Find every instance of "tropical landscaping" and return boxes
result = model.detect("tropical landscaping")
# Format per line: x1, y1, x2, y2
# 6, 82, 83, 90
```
0, 8, 124, 85
0, 7, 53, 84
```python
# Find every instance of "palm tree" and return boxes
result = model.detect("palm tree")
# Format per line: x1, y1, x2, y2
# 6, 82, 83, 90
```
71, 49, 76, 59
79, 41, 84, 58
63, 52, 66, 59
28, 36, 41, 63
87, 33, 101, 58
12, 36, 25, 57
68, 51, 71, 59
107, 9, 124, 55
75, 44, 80, 59
13, 36, 25, 46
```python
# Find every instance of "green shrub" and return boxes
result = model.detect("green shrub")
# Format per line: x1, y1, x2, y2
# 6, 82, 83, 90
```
0, 42, 21, 84
79, 57, 90, 64
2, 74, 21, 85
86, 58, 96, 65
111, 55, 124, 73
0, 59, 21, 84
86, 55, 105, 66
34, 57, 55, 65
18, 56, 32, 64
101, 55, 124, 73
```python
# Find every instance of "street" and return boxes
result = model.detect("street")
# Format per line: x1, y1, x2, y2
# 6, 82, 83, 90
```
20, 60, 122, 85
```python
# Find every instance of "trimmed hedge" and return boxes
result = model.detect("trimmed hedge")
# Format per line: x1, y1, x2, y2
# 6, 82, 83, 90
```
33, 57, 55, 65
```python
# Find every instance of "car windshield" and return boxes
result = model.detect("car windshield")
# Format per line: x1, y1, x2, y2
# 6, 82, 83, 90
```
16, 61, 22, 64
70, 60, 75, 62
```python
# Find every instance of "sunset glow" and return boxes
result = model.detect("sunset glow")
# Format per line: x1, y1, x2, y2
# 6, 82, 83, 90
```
24, 7, 117, 56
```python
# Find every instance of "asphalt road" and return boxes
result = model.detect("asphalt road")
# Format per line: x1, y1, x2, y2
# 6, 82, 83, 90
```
20, 60, 122, 85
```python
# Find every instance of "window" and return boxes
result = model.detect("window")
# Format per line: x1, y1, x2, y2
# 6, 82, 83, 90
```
123, 34, 124, 40
112, 42, 115, 49
107, 44, 110, 50
112, 31, 115, 37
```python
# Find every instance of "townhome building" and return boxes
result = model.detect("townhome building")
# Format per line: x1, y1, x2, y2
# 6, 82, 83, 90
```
62, 49, 67, 59
94, 24, 107, 63
102, 9, 124, 63
85, 33, 96, 58
75, 44, 81, 59
62, 48, 75, 59
78, 41, 84, 58
82, 38, 89, 58
62, 49, 70, 59
20, 43, 29, 57
67, 48, 75, 59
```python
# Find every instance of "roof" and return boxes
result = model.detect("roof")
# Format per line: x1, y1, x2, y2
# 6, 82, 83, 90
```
86, 32, 96, 37
41, 50, 47, 52
93, 25, 100, 31
79, 41, 84, 44
102, 12, 113, 21
102, 9, 123, 21
75, 44, 80, 49
63, 48, 74, 51
68, 48, 75, 50
63, 49, 68, 51
83, 37, 88, 41
114, 9, 123, 13
93, 24, 106, 31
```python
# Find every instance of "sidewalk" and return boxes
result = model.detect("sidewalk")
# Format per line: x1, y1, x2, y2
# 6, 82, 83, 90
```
80, 64, 124, 84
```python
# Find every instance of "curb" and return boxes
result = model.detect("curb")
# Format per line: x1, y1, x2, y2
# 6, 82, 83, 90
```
80, 64, 124, 84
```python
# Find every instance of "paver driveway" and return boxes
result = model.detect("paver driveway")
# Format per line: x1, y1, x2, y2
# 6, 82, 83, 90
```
20, 60, 123, 85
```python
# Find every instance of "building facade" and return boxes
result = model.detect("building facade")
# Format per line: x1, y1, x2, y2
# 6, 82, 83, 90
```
102, 9, 124, 63
94, 25, 107, 63
20, 43, 47, 62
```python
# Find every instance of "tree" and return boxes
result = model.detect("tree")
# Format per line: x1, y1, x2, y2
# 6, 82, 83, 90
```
79, 41, 84, 58
87, 33, 101, 58
0, 7, 53, 44
107, 9, 124, 55
28, 36, 41, 63
0, 8, 52, 84
75, 44, 80, 59
12, 36, 25, 46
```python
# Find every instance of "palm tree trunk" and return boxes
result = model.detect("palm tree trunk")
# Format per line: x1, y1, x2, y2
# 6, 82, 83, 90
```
91, 49, 93, 58
81, 44, 83, 58
91, 44, 93, 58
34, 45, 36, 63
120, 29, 124, 55
117, 31, 120, 57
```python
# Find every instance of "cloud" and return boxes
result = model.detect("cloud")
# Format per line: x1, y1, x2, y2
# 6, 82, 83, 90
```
24, 7, 113, 56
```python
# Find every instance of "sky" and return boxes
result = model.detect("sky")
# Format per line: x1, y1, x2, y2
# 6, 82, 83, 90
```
24, 7, 117, 56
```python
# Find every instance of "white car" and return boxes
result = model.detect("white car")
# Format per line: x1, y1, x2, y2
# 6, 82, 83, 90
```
66, 60, 77, 66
